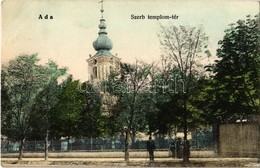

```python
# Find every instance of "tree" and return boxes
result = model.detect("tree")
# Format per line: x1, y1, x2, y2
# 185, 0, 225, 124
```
106, 61, 156, 161
213, 15, 260, 122
49, 78, 103, 140
1, 54, 50, 160
78, 82, 103, 137
142, 64, 178, 136
192, 15, 260, 155
151, 56, 186, 134
1, 71, 11, 135
30, 61, 67, 160
158, 24, 210, 162
50, 78, 83, 139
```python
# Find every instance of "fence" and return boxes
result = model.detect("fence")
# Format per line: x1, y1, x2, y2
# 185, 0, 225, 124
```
1, 134, 216, 153
219, 123, 259, 157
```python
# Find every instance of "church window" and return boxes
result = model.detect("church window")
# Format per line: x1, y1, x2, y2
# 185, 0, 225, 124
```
93, 66, 97, 78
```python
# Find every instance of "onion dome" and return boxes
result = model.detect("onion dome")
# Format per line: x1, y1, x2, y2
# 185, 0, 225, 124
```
92, 2, 113, 57
93, 19, 113, 52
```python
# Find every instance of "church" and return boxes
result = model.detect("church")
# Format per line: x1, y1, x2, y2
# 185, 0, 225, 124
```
87, 1, 121, 84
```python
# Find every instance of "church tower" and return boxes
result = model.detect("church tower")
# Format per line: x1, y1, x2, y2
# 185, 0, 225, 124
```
87, 1, 120, 84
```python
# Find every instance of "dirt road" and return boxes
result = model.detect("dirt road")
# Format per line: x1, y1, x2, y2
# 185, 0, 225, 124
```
2, 157, 259, 167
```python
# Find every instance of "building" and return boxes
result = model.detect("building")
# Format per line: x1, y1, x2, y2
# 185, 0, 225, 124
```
86, 1, 120, 84
86, 1, 120, 116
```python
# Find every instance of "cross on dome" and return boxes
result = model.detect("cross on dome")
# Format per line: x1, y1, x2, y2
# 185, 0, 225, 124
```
99, 0, 104, 19
93, 0, 113, 56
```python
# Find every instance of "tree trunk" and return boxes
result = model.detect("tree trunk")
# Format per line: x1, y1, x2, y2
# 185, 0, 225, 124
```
213, 120, 221, 156
257, 124, 260, 164
18, 137, 26, 160
44, 130, 49, 161
124, 129, 130, 162
67, 136, 70, 151
257, 115, 260, 163
131, 131, 136, 143
183, 113, 189, 163
183, 98, 189, 163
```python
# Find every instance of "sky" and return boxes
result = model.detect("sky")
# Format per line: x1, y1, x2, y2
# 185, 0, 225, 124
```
2, 0, 259, 81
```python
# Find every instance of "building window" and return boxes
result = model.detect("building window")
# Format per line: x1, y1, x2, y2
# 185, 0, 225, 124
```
93, 66, 97, 78
93, 59, 97, 65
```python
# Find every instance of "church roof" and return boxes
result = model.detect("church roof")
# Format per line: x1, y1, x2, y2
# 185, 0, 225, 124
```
92, 3, 113, 57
